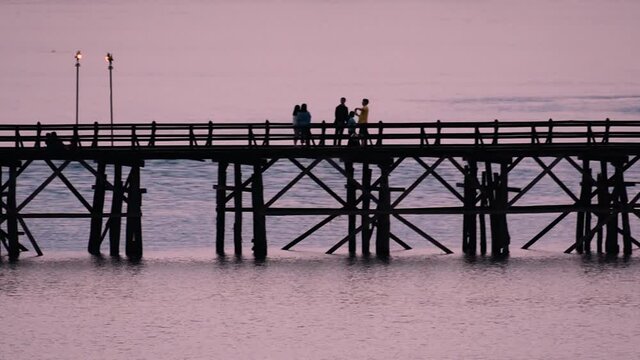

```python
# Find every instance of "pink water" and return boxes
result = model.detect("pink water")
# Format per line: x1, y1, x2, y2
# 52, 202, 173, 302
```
2, 1, 640, 359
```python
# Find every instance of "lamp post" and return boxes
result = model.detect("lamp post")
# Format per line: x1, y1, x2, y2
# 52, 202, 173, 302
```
74, 50, 82, 126
106, 53, 114, 146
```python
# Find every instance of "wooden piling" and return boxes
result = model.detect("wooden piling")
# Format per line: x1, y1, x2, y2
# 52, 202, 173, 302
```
615, 161, 632, 255
88, 161, 106, 255
345, 161, 356, 255
498, 162, 511, 256
0, 165, 2, 257
596, 172, 609, 254
7, 163, 19, 260
125, 164, 143, 259
216, 161, 228, 256
361, 162, 372, 256
479, 173, 487, 255
251, 162, 267, 259
376, 160, 391, 258
462, 161, 478, 255
577, 159, 592, 253
605, 163, 619, 255
233, 162, 243, 256
110, 164, 124, 256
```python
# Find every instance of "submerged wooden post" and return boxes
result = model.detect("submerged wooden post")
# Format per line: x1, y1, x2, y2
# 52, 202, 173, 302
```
595, 171, 606, 254
614, 160, 632, 255
7, 163, 19, 260
486, 161, 510, 257
216, 161, 228, 256
0, 165, 2, 257
497, 162, 511, 256
578, 159, 592, 253
376, 160, 391, 258
479, 173, 487, 255
462, 161, 478, 255
345, 161, 356, 255
233, 162, 243, 256
252, 162, 267, 259
88, 161, 106, 255
361, 162, 372, 256
125, 164, 143, 259
110, 164, 124, 256
605, 163, 619, 255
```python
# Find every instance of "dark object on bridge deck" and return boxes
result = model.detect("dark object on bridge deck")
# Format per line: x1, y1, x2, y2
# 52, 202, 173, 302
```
45, 132, 66, 152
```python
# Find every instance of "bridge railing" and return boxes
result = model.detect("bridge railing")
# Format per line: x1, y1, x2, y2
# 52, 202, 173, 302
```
1, 119, 639, 149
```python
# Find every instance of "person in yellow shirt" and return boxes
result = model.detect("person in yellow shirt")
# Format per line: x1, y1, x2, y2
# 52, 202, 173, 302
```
354, 98, 370, 145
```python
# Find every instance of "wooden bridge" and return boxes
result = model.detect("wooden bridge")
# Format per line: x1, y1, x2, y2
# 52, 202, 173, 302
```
1, 119, 640, 260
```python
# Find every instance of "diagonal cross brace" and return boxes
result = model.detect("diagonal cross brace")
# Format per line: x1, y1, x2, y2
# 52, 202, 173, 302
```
266, 158, 323, 208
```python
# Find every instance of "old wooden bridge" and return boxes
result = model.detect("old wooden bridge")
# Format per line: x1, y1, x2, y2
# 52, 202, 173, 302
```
1, 119, 639, 260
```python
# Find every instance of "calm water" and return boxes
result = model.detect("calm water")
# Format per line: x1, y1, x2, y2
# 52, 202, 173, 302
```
2, 0, 640, 359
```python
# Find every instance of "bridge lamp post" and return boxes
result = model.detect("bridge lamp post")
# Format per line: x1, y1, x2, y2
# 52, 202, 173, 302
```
74, 50, 82, 126
106, 53, 114, 146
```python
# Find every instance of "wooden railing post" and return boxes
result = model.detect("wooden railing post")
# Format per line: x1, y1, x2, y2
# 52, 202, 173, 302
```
264, 120, 270, 146
35, 122, 42, 148
92, 122, 99, 148
206, 121, 213, 147
320, 121, 326, 146
189, 125, 197, 147
603, 118, 610, 144
148, 121, 157, 147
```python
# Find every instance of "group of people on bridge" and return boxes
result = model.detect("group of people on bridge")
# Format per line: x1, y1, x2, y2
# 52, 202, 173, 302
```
292, 98, 370, 146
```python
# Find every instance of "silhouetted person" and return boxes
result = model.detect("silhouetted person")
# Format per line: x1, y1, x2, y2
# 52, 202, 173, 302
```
346, 111, 358, 146
334, 97, 348, 145
292, 104, 301, 145
297, 103, 312, 146
45, 132, 66, 151
354, 98, 370, 145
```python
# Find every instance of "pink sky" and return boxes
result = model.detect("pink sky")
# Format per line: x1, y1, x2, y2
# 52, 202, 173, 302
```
1, 0, 640, 124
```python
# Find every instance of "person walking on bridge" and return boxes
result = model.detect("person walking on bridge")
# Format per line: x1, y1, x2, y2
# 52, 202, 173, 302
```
297, 103, 312, 146
334, 97, 349, 145
354, 98, 370, 145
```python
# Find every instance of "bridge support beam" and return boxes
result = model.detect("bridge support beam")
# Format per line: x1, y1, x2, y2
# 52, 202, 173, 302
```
346, 161, 356, 256
375, 160, 391, 258
484, 160, 511, 257
215, 161, 228, 256
361, 163, 372, 256
88, 161, 106, 255
125, 164, 143, 260
252, 162, 267, 259
575, 159, 591, 254
462, 160, 478, 255
6, 163, 20, 260
109, 164, 124, 257
233, 163, 243, 256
